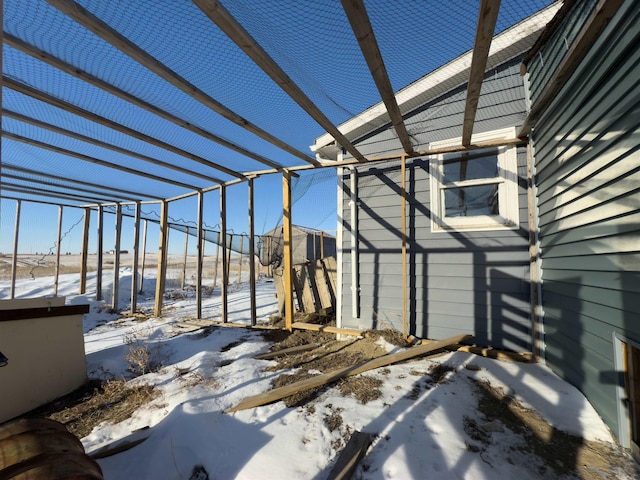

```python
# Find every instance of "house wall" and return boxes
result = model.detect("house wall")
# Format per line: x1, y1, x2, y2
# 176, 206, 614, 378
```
0, 298, 88, 422
529, 1, 640, 440
338, 59, 533, 351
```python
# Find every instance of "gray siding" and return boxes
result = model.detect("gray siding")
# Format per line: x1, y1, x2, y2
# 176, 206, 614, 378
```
531, 1, 640, 438
339, 59, 532, 350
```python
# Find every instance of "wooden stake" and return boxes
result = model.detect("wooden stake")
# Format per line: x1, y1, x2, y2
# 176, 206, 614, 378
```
96, 205, 103, 301
212, 237, 220, 288
236, 236, 243, 284
248, 178, 257, 326
401, 154, 408, 339
112, 203, 122, 311
154, 201, 169, 317
226, 234, 232, 285
220, 186, 228, 323
54, 205, 63, 297
79, 206, 90, 295
131, 202, 141, 314
282, 171, 294, 331
181, 227, 189, 290
139, 219, 148, 293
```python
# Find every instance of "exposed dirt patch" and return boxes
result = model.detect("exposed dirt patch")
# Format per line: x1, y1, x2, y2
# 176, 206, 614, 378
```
338, 375, 383, 404
23, 379, 160, 439
364, 329, 409, 347
468, 377, 639, 479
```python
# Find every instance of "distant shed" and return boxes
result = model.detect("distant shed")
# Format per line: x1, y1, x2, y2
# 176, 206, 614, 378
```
260, 225, 336, 267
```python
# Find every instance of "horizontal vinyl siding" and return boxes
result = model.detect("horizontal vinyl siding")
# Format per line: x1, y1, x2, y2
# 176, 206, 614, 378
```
532, 1, 640, 439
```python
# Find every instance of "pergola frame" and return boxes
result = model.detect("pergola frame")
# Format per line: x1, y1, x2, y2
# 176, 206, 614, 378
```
2, 0, 607, 337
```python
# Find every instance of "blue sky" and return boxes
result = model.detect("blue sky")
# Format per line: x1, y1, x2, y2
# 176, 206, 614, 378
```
1, 0, 552, 255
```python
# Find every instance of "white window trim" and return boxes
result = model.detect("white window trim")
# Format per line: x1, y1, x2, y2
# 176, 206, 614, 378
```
429, 127, 520, 232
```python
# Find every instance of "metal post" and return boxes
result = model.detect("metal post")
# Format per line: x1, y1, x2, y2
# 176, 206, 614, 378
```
248, 178, 257, 326
131, 202, 141, 314
53, 205, 63, 297
96, 205, 103, 301
112, 203, 122, 311
79, 207, 90, 295
10, 200, 21, 299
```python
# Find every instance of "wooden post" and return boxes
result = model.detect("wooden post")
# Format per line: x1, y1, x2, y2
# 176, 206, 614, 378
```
212, 238, 220, 288
139, 219, 148, 293
96, 205, 104, 301
181, 227, 189, 290
220, 186, 228, 323
53, 205, 63, 297
112, 203, 122, 311
196, 191, 204, 319
283, 171, 294, 331
131, 202, 141, 314
320, 231, 324, 259
10, 199, 21, 299
248, 178, 257, 326
79, 207, 90, 295
226, 234, 233, 285
236, 236, 243, 284
154, 201, 169, 317
527, 143, 542, 360
401, 154, 408, 339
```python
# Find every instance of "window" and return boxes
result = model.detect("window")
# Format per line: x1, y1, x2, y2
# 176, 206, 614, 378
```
429, 127, 520, 232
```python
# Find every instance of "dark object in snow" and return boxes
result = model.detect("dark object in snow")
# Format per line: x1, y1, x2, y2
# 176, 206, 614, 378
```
189, 465, 209, 480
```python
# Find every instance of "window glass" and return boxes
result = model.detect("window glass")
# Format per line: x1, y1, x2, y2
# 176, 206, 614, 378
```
442, 149, 499, 183
444, 184, 499, 217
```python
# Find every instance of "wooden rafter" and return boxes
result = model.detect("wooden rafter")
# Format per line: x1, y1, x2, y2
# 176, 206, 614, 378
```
3, 130, 198, 191
4, 34, 281, 177
193, 0, 367, 163
3, 109, 223, 185
3, 78, 228, 184
519, 0, 624, 136
462, 0, 501, 146
341, 0, 414, 155
1, 184, 100, 205
45, 0, 315, 168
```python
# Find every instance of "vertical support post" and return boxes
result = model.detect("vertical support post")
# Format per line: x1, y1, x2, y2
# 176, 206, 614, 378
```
527, 143, 542, 360
131, 202, 141, 314
10, 199, 21, 299
236, 236, 244, 284
248, 178, 257, 326
283, 171, 294, 331
226, 234, 233, 284
53, 205, 63, 297
79, 207, 90, 295
400, 155, 408, 339
112, 203, 122, 311
196, 191, 204, 319
96, 205, 104, 301
154, 200, 169, 317
139, 219, 148, 293
212, 239, 220, 288
220, 186, 228, 323
181, 228, 189, 290
320, 231, 325, 259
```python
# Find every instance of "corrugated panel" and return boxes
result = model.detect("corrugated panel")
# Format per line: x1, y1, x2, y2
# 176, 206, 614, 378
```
532, 1, 640, 440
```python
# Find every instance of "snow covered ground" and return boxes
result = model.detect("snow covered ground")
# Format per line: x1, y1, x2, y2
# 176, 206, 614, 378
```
1, 270, 637, 479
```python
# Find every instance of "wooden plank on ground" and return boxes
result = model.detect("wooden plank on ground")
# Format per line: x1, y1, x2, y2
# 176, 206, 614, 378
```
226, 333, 472, 413
450, 345, 535, 363
327, 431, 372, 480
292, 322, 361, 337
254, 343, 322, 360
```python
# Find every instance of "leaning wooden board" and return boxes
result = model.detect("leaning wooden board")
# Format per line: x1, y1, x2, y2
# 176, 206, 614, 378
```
226, 333, 472, 413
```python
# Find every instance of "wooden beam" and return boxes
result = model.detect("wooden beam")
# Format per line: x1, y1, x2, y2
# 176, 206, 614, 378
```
212, 237, 220, 288
112, 204, 122, 311
226, 234, 233, 284
45, 0, 308, 168
3, 127, 197, 191
0, 304, 90, 321
526, 143, 542, 360
401, 155, 408, 338
181, 228, 189, 290
1, 182, 114, 205
327, 431, 372, 480
10, 200, 20, 299
53, 206, 63, 297
519, 0, 624, 136
96, 205, 104, 301
254, 343, 322, 361
193, 0, 365, 164
2, 109, 226, 183
131, 202, 141, 314
291, 322, 361, 337
226, 333, 472, 412
3, 34, 275, 178
236, 236, 244, 284
341, 0, 414, 155
139, 219, 148, 294
282, 171, 294, 331
196, 192, 204, 319
154, 201, 169, 317
248, 178, 257, 326
220, 186, 228, 323
79, 207, 90, 295
462, 0, 501, 146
